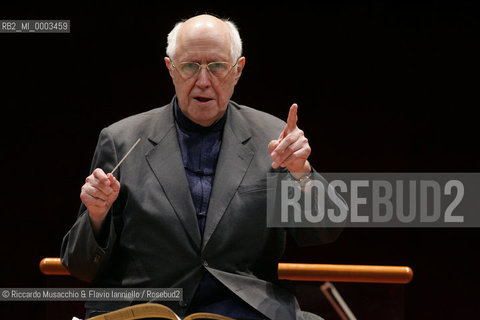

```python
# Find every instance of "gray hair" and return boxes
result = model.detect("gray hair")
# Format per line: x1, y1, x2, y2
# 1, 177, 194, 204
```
166, 18, 243, 62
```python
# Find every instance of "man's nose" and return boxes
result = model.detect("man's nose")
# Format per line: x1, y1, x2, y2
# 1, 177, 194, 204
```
195, 66, 211, 88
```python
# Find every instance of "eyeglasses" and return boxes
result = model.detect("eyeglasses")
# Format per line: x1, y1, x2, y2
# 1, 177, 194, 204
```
170, 58, 240, 79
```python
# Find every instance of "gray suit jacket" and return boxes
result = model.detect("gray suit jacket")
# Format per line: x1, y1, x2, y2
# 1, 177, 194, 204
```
61, 99, 341, 319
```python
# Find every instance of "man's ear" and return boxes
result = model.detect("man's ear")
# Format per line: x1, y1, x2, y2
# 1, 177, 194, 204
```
164, 57, 174, 78
233, 57, 246, 84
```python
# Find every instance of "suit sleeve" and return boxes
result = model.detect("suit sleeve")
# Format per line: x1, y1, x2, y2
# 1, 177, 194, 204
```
60, 128, 120, 282
285, 167, 347, 247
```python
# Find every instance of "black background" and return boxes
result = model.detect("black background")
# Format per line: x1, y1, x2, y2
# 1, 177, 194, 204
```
1, 1, 479, 319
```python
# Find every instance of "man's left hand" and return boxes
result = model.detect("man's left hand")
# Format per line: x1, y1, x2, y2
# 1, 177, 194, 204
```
268, 103, 311, 179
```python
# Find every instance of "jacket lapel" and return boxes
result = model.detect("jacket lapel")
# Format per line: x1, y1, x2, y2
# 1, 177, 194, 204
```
145, 102, 202, 251
202, 104, 255, 251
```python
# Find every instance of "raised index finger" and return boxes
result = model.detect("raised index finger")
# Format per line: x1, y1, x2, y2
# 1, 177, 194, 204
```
278, 103, 299, 140
286, 103, 298, 132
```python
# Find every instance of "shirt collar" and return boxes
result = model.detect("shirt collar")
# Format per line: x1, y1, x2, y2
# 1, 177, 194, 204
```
174, 97, 227, 133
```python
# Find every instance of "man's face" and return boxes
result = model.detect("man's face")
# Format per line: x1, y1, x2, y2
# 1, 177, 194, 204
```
165, 17, 245, 127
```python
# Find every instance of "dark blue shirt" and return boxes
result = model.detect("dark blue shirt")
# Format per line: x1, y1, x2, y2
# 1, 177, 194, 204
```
174, 100, 265, 319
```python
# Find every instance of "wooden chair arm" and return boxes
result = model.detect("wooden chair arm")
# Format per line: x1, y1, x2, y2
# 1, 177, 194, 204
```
39, 257, 71, 276
40, 258, 413, 284
278, 263, 413, 284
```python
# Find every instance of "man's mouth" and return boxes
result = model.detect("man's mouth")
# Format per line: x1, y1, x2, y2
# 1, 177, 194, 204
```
194, 96, 213, 103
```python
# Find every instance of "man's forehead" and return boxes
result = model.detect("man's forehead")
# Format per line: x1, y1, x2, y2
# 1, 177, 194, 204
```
176, 17, 231, 61
179, 17, 229, 43
176, 44, 231, 62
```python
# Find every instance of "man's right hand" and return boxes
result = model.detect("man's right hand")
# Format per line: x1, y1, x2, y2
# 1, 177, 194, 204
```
80, 168, 120, 235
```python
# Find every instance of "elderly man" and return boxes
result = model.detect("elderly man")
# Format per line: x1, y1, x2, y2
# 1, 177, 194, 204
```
61, 14, 341, 320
